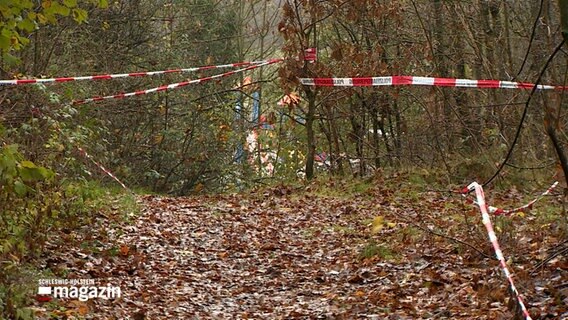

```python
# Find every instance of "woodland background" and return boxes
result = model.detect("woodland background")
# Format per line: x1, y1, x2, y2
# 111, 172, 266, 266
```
1, 0, 567, 319
2, 0, 567, 193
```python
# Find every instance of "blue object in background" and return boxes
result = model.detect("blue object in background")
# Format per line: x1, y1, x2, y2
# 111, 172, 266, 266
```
234, 97, 244, 163
235, 99, 242, 120
252, 91, 260, 127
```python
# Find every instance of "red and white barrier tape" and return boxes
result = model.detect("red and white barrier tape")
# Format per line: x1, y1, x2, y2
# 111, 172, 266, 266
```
464, 182, 532, 320
464, 181, 558, 216
76, 146, 129, 191
39, 110, 130, 191
72, 59, 282, 105
299, 76, 567, 90
0, 60, 275, 85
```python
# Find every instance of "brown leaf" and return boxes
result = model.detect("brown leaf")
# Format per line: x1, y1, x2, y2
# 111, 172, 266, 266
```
119, 244, 130, 256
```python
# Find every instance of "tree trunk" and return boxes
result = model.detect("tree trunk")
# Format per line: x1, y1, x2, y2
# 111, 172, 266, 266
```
370, 100, 381, 169
549, 1, 568, 188
304, 88, 316, 180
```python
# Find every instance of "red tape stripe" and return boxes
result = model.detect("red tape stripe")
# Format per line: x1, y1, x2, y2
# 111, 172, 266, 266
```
478, 80, 500, 88
434, 77, 456, 87
392, 76, 411, 85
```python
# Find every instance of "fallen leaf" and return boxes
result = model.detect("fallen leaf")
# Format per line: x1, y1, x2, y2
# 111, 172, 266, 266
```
119, 244, 130, 256
371, 216, 384, 234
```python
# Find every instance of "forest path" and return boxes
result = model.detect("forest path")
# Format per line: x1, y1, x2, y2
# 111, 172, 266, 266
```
90, 184, 501, 319
36, 180, 565, 319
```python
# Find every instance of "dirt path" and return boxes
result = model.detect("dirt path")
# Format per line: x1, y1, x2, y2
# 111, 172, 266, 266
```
35, 182, 567, 319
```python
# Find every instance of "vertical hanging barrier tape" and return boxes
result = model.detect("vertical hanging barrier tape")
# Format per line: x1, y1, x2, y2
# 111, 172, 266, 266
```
464, 181, 558, 216
464, 182, 532, 320
59, 129, 129, 191
299, 76, 568, 90
304, 48, 317, 62
41, 113, 130, 191
72, 59, 282, 105
75, 147, 129, 191
0, 60, 276, 85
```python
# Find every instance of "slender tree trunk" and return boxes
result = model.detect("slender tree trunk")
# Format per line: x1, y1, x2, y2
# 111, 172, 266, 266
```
370, 101, 381, 169
548, 1, 568, 189
304, 88, 316, 179
325, 104, 344, 174
561, 0, 568, 41
433, 0, 453, 153
394, 99, 403, 159
379, 97, 393, 166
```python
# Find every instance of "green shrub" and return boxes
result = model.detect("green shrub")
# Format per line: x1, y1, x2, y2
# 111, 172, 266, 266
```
0, 142, 57, 318
0, 135, 136, 319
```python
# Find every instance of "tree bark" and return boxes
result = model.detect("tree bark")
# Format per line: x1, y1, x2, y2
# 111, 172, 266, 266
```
304, 87, 316, 180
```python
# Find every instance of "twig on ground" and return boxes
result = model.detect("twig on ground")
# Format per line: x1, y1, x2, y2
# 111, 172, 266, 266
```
530, 244, 568, 275
393, 211, 496, 260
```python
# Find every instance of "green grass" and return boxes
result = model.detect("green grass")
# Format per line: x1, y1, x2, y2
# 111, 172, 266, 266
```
306, 177, 375, 199
301, 228, 318, 239
396, 226, 423, 245
359, 241, 397, 261
330, 225, 358, 235
211, 210, 226, 219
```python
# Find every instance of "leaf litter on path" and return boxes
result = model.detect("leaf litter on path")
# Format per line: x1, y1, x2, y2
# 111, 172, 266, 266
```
33, 179, 567, 319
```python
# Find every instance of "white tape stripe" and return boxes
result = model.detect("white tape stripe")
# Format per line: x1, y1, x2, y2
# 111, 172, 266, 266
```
372, 77, 393, 85
300, 78, 315, 85
499, 81, 518, 89
537, 85, 555, 90
456, 79, 477, 87
328, 78, 352, 86
488, 232, 498, 243
412, 76, 434, 86
494, 248, 504, 262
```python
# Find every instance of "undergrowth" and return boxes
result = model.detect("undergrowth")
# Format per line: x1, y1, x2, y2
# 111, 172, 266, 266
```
0, 140, 137, 320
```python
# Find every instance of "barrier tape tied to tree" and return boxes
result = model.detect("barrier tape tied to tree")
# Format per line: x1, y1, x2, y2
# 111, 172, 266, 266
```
463, 181, 559, 216
46, 121, 131, 192
36, 59, 283, 189
72, 59, 283, 105
0, 60, 275, 85
75, 146, 129, 191
463, 182, 533, 320
299, 76, 568, 90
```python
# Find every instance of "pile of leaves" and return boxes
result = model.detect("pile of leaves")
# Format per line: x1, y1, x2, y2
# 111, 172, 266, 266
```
31, 174, 567, 319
